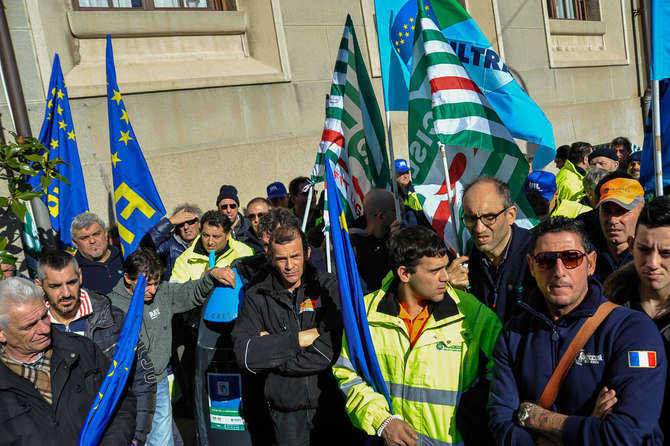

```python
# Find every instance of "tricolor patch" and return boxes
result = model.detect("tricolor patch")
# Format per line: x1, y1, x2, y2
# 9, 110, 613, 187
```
628, 351, 657, 368
299, 298, 321, 314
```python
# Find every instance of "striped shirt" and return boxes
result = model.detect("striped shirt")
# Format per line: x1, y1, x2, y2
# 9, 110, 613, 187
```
47, 289, 93, 336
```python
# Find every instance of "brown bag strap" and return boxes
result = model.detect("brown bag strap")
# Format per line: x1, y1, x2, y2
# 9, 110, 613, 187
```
537, 301, 619, 409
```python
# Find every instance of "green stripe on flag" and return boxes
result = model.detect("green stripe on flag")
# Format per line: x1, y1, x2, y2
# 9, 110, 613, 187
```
430, 0, 471, 29
436, 130, 518, 153
433, 102, 503, 125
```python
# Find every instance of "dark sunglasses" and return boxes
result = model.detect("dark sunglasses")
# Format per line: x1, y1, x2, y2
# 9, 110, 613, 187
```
177, 218, 199, 228
219, 203, 238, 210
248, 212, 267, 220
532, 250, 586, 270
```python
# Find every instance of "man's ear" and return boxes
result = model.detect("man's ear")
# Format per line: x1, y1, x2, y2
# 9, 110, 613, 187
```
586, 250, 597, 276
397, 266, 411, 283
34, 278, 42, 288
526, 254, 536, 280
506, 205, 518, 224
307, 246, 311, 259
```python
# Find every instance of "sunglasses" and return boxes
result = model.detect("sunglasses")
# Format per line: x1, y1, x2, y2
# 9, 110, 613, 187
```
248, 212, 267, 220
219, 203, 238, 210
177, 218, 199, 228
531, 250, 586, 270
462, 207, 508, 228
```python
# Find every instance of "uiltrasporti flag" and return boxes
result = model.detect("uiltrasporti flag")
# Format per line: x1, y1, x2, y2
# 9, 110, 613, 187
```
408, 2, 536, 254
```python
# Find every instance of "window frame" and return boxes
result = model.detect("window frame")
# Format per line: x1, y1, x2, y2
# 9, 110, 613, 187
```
547, 0, 588, 20
72, 0, 233, 11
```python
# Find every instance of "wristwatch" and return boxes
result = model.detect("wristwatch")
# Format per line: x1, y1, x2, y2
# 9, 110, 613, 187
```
518, 404, 533, 427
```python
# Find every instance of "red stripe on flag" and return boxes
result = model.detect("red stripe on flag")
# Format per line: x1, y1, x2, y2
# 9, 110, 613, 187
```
430, 76, 482, 95
321, 129, 344, 148
648, 352, 657, 367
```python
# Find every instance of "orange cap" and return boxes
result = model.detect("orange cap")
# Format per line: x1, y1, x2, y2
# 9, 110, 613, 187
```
598, 178, 644, 210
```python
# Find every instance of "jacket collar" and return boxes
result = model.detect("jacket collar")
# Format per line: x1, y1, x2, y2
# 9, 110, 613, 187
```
255, 262, 319, 306
471, 223, 530, 264
375, 279, 460, 322
85, 290, 115, 330
75, 245, 121, 267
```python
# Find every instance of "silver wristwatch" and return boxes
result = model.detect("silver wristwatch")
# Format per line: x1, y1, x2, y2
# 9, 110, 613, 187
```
518, 404, 533, 427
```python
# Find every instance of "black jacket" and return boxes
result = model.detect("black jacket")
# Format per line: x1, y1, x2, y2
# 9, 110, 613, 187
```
143, 217, 190, 280
85, 290, 157, 444
232, 214, 263, 254
76, 245, 124, 295
577, 209, 633, 282
0, 329, 136, 445
231, 263, 344, 411
468, 223, 534, 323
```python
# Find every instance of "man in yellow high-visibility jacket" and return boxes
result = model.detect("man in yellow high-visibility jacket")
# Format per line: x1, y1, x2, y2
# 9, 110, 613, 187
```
333, 226, 502, 446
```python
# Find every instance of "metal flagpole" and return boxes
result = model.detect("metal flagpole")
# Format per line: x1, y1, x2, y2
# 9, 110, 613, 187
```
325, 230, 332, 273
385, 111, 403, 220
301, 185, 314, 232
439, 142, 461, 256
653, 79, 664, 196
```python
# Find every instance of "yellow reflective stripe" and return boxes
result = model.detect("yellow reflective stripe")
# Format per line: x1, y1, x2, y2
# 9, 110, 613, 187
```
387, 382, 460, 407
417, 434, 464, 446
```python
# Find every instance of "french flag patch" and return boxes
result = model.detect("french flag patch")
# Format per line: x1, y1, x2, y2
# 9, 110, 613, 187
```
628, 351, 657, 368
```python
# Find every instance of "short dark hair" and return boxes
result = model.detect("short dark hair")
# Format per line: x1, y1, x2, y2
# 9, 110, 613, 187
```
257, 208, 301, 239
269, 225, 308, 256
569, 141, 592, 165
529, 216, 594, 254
611, 136, 631, 153
594, 171, 635, 203
200, 210, 232, 232
556, 145, 570, 161
636, 197, 670, 233
389, 226, 448, 276
38, 250, 79, 280
123, 248, 164, 280
462, 175, 513, 208
288, 176, 310, 197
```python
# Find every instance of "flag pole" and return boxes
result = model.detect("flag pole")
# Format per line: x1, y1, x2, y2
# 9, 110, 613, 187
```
301, 184, 314, 232
325, 230, 332, 273
385, 111, 403, 221
438, 142, 461, 256
653, 80, 664, 197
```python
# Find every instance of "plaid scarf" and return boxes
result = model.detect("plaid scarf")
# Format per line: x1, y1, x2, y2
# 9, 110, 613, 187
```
1, 347, 53, 405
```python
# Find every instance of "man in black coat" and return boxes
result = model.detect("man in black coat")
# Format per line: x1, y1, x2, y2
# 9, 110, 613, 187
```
36, 250, 156, 446
0, 277, 135, 445
461, 176, 534, 322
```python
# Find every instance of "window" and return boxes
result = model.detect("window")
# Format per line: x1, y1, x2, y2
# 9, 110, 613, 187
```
547, 0, 599, 20
74, 0, 235, 10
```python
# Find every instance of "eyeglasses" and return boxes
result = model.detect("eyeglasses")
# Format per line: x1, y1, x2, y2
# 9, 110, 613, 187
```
248, 212, 267, 220
462, 207, 509, 227
531, 250, 587, 270
177, 218, 199, 228
219, 204, 238, 210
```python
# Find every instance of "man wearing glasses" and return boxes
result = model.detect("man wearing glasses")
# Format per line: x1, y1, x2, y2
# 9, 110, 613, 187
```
245, 197, 270, 237
461, 176, 534, 322
489, 217, 666, 446
144, 204, 202, 280
216, 184, 263, 253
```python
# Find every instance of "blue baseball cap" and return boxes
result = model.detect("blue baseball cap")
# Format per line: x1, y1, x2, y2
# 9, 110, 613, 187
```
395, 159, 410, 174
267, 182, 287, 200
523, 171, 557, 202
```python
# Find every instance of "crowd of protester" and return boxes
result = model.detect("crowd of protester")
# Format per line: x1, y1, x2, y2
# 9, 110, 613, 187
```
0, 134, 669, 446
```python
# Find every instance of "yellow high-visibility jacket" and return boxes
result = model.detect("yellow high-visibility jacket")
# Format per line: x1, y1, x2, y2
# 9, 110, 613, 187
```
170, 235, 253, 282
333, 281, 502, 445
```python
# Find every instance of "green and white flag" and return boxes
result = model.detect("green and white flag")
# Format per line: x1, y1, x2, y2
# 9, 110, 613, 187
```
408, 5, 536, 253
312, 14, 391, 221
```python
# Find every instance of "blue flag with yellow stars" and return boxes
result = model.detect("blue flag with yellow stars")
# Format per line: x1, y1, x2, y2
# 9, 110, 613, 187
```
106, 35, 165, 258
29, 54, 89, 249
78, 274, 146, 446
324, 160, 392, 411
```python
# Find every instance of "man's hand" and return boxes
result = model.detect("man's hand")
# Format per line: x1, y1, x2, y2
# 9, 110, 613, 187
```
209, 267, 236, 287
381, 418, 419, 446
446, 256, 469, 290
169, 208, 198, 226
259, 331, 270, 336
298, 328, 320, 347
592, 386, 617, 419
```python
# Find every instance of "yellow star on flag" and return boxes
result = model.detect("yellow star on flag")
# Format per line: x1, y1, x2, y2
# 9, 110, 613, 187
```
58, 120, 67, 130
409, 17, 414, 22
412, 26, 415, 30
56, 89, 64, 100
111, 90, 123, 106
67, 130, 76, 140
47, 113, 52, 121
118, 130, 133, 146
111, 152, 121, 167
50, 139, 59, 149
57, 105, 63, 115
404, 24, 408, 29
47, 98, 53, 109
120, 109, 129, 125
405, 32, 409, 37
401, 39, 405, 44
339, 212, 348, 232
51, 87, 56, 96
425, 5, 429, 10
398, 31, 403, 37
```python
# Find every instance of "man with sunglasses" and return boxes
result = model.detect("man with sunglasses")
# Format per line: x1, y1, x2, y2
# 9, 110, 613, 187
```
246, 197, 270, 237
489, 217, 666, 446
216, 184, 263, 253
144, 204, 202, 280
462, 176, 534, 322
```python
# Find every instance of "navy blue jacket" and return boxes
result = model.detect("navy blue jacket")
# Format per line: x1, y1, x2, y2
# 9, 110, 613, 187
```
468, 224, 534, 322
76, 245, 124, 295
144, 217, 190, 280
489, 278, 667, 446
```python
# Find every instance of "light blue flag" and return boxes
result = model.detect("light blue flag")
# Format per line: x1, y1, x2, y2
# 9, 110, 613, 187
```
324, 159, 392, 411
374, 0, 557, 169
106, 35, 166, 258
651, 0, 670, 80
78, 274, 146, 446
29, 54, 89, 249
640, 80, 670, 193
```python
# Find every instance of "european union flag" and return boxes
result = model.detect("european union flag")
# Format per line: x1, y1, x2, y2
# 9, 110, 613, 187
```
29, 54, 89, 249
375, 0, 556, 170
650, 0, 670, 81
106, 35, 166, 258
78, 274, 146, 446
324, 160, 391, 410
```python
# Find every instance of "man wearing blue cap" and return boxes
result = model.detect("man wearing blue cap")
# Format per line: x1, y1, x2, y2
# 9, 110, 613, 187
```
395, 159, 430, 228
267, 181, 289, 208
625, 151, 641, 179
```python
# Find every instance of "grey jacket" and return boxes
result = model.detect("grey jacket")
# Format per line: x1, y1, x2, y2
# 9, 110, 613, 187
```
108, 273, 216, 382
